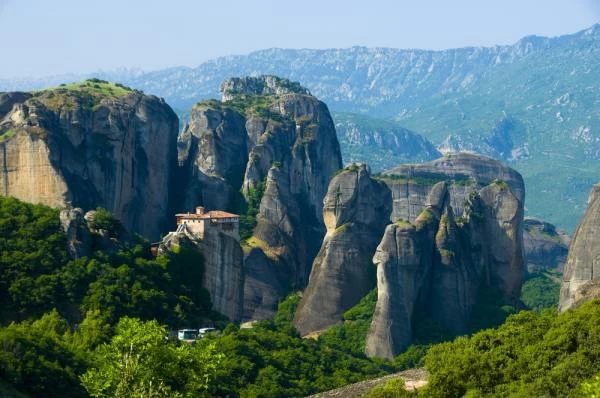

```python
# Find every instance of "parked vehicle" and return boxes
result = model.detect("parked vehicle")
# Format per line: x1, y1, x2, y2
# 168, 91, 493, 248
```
199, 327, 216, 337
177, 329, 199, 344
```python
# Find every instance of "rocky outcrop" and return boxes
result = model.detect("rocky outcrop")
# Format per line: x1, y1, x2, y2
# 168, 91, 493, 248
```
380, 153, 525, 223
0, 80, 179, 240
220, 75, 310, 101
523, 218, 570, 273
177, 76, 343, 320
365, 153, 525, 359
159, 225, 244, 322
365, 204, 439, 359
559, 184, 600, 312
60, 208, 92, 258
293, 164, 392, 335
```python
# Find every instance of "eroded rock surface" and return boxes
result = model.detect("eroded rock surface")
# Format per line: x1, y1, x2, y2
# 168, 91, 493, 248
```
177, 76, 343, 320
293, 164, 391, 335
559, 184, 600, 312
365, 153, 525, 359
0, 81, 178, 239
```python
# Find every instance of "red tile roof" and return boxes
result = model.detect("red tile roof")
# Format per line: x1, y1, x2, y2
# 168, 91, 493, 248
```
176, 210, 239, 219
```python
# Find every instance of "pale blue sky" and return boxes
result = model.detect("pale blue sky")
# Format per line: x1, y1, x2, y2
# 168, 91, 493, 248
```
0, 0, 598, 78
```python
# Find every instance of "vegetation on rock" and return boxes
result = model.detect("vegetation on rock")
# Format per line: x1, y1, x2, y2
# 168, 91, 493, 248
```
239, 179, 266, 241
33, 79, 137, 111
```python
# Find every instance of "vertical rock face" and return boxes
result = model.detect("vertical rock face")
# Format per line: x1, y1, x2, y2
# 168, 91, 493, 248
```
0, 81, 179, 239
293, 164, 392, 335
177, 107, 248, 211
365, 205, 439, 359
177, 76, 343, 320
365, 153, 525, 359
158, 226, 244, 322
523, 218, 570, 273
559, 184, 600, 312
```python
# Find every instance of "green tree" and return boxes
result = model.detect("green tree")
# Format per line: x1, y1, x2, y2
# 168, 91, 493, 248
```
421, 300, 600, 397
81, 317, 221, 398
0, 311, 88, 397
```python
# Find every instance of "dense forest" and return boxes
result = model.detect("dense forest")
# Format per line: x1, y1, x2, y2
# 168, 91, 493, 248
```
0, 197, 599, 397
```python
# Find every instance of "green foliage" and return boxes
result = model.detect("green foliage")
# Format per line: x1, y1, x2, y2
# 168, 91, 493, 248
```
334, 222, 352, 234
0, 197, 69, 321
33, 79, 137, 111
395, 219, 413, 229
582, 374, 600, 398
273, 291, 302, 332
0, 196, 213, 327
467, 286, 516, 333
0, 128, 17, 142
393, 345, 429, 370
376, 172, 471, 187
239, 179, 267, 241
81, 317, 221, 398
520, 271, 561, 310
198, 94, 291, 123
205, 321, 390, 397
0, 311, 88, 397
421, 300, 600, 397
491, 179, 509, 189
88, 207, 124, 236
345, 163, 360, 172
364, 377, 411, 398
320, 289, 378, 356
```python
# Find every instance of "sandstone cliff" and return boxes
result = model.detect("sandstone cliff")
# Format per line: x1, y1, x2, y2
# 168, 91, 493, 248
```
177, 76, 343, 320
0, 80, 178, 239
365, 153, 525, 359
559, 184, 600, 312
293, 164, 391, 335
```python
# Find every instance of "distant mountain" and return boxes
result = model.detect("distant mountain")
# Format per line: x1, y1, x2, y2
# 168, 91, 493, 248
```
1, 24, 598, 230
333, 113, 440, 171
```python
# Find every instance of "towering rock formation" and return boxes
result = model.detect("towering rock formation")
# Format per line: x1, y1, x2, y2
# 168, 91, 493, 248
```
366, 186, 442, 359
0, 80, 178, 239
365, 153, 525, 359
293, 164, 392, 335
158, 225, 244, 322
523, 218, 570, 273
559, 184, 600, 312
177, 75, 343, 320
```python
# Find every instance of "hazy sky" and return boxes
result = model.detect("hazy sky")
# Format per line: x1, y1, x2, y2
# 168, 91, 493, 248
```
0, 0, 598, 78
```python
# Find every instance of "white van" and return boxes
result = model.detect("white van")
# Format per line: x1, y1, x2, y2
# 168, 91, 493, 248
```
177, 329, 199, 343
